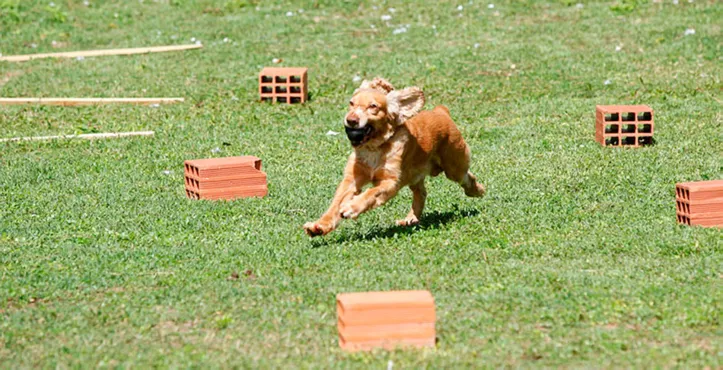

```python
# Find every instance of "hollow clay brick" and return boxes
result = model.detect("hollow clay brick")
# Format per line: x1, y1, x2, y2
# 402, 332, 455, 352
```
336, 290, 435, 352
595, 105, 654, 147
259, 67, 308, 104
184, 156, 262, 179
184, 172, 267, 191
675, 180, 723, 202
676, 212, 723, 228
185, 184, 268, 200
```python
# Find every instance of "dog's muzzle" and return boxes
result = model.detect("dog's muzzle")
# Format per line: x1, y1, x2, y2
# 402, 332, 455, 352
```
345, 125, 373, 147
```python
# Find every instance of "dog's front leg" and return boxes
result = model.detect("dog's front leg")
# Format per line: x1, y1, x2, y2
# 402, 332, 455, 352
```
340, 178, 401, 220
304, 158, 368, 237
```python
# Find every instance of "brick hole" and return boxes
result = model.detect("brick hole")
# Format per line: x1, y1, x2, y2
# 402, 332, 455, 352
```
185, 177, 190, 186
275, 76, 287, 83
184, 164, 189, 172
290, 86, 301, 94
277, 97, 287, 103
637, 111, 652, 121
261, 75, 273, 83
676, 188, 681, 198
622, 137, 636, 146
685, 190, 689, 199
622, 112, 635, 122
605, 124, 619, 133
676, 214, 682, 223
275, 86, 287, 93
685, 203, 690, 213
621, 124, 636, 133
290, 97, 301, 104
604, 113, 619, 122
261, 86, 273, 93
638, 136, 653, 146
638, 124, 652, 133
290, 75, 301, 83
676, 201, 683, 212
605, 137, 619, 146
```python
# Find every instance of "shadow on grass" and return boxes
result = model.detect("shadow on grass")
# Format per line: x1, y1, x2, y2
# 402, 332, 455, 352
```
309, 207, 480, 248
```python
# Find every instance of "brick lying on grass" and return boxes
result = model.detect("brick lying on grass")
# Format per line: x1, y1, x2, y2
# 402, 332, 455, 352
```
184, 156, 267, 200
259, 67, 308, 104
595, 105, 654, 147
337, 290, 435, 352
675, 179, 723, 228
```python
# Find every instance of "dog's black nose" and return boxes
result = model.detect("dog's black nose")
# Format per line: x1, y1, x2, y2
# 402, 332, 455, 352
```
345, 117, 359, 127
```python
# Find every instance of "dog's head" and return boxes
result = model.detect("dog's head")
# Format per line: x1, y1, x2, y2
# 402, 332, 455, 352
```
343, 77, 425, 148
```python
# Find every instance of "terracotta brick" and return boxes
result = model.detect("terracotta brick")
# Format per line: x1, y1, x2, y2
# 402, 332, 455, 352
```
675, 180, 723, 202
259, 67, 308, 104
595, 105, 654, 147
185, 172, 267, 191
339, 336, 435, 352
185, 184, 268, 200
675, 199, 723, 215
676, 212, 723, 228
184, 156, 262, 178
336, 290, 435, 351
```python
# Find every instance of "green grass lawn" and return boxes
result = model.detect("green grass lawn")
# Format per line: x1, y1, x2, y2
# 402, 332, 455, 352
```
1, 0, 721, 367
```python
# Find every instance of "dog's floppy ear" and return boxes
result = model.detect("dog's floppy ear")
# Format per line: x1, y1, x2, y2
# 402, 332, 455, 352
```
387, 87, 425, 125
356, 77, 395, 95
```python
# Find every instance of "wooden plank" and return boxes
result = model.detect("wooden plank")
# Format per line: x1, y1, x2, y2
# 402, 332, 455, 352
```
0, 98, 183, 106
0, 131, 154, 143
0, 44, 202, 62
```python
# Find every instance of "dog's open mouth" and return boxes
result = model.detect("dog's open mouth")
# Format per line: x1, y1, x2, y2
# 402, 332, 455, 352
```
345, 125, 373, 147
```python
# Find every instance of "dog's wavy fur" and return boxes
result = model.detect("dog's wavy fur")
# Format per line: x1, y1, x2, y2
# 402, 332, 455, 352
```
303, 77, 485, 237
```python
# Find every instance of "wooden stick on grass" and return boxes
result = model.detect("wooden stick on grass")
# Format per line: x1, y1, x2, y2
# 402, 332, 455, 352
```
0, 44, 202, 62
0, 98, 184, 106
0, 131, 155, 143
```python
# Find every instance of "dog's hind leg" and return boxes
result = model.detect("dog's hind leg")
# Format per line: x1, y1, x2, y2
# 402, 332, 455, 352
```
396, 180, 427, 226
440, 142, 486, 198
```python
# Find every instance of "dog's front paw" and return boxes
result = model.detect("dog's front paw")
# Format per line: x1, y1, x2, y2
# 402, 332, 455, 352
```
303, 221, 334, 237
339, 202, 362, 220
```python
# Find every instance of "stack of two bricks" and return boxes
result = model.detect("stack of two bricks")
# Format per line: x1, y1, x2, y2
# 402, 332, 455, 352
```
184, 156, 267, 200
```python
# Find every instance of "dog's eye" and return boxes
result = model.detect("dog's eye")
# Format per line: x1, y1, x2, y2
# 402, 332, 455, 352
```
349, 101, 354, 107
369, 103, 378, 109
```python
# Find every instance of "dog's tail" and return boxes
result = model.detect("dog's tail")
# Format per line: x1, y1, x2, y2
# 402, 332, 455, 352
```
433, 105, 451, 116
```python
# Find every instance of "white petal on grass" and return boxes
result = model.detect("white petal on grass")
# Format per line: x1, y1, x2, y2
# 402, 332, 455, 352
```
150, 103, 160, 108
684, 28, 695, 36
393, 26, 408, 35
83, 0, 89, 5
576, 3, 584, 8
388, 8, 396, 13
272, 58, 281, 63
162, 170, 171, 175
352, 75, 362, 82
211, 147, 221, 153
473, 43, 480, 48
488, 3, 495, 8
326, 130, 340, 136
604, 79, 612, 85
381, 14, 392, 21
615, 45, 623, 51
190, 37, 196, 42
223, 37, 230, 43
457, 5, 463, 11
286, 11, 294, 16
76, 56, 85, 61
49, 2, 55, 7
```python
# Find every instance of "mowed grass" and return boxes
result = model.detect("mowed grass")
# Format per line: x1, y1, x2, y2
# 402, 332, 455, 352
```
0, 0, 721, 367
